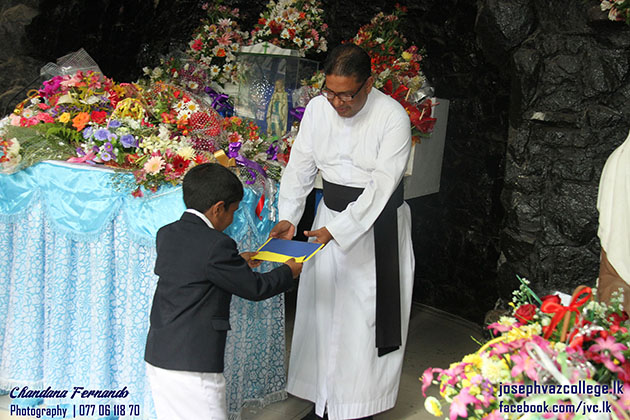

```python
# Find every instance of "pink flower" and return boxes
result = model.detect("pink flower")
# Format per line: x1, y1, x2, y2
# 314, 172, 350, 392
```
449, 388, 477, 420
36, 112, 54, 123
589, 336, 627, 362
510, 352, 539, 381
421, 368, 433, 397
483, 410, 504, 420
487, 321, 513, 334
216, 32, 233, 46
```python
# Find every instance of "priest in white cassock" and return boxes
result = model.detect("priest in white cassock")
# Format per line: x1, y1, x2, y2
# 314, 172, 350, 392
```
270, 44, 415, 420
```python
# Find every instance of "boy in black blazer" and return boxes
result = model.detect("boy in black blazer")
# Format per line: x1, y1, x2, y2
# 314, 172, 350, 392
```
145, 163, 302, 420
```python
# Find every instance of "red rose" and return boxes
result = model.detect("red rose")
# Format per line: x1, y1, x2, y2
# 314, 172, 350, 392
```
608, 311, 629, 326
514, 304, 537, 323
90, 110, 107, 125
541, 294, 561, 304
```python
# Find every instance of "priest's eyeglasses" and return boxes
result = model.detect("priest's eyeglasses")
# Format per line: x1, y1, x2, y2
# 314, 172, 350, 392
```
320, 78, 367, 102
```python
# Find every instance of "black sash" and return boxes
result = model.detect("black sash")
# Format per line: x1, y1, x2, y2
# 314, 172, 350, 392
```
322, 179, 404, 357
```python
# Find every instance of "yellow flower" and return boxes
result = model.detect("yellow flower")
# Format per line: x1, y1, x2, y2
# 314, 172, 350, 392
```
402, 51, 412, 61
469, 385, 481, 396
58, 112, 71, 123
424, 396, 443, 417
462, 353, 483, 369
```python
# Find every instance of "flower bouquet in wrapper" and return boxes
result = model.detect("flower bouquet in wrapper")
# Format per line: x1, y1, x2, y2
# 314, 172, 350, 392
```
421, 277, 630, 419
351, 5, 436, 142
185, 1, 248, 87
0, 70, 138, 174
250, 0, 329, 55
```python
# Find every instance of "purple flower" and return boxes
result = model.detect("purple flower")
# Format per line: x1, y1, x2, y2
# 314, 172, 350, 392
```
100, 151, 112, 162
82, 126, 93, 139
94, 128, 110, 141
266, 142, 279, 160
104, 142, 113, 152
92, 146, 100, 153
108, 120, 122, 128
76, 147, 85, 157
228, 141, 242, 158
120, 134, 137, 148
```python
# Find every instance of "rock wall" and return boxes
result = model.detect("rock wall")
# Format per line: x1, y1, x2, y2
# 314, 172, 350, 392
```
477, 0, 630, 300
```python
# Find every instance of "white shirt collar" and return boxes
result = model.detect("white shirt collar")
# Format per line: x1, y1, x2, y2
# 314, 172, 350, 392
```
185, 208, 215, 229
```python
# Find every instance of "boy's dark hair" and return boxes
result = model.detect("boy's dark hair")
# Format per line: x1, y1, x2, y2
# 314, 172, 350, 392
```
323, 43, 372, 83
182, 163, 243, 212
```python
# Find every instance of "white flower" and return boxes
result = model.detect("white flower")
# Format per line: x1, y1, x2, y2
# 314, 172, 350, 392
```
293, 36, 303, 47
7, 138, 20, 155
423, 396, 443, 417
281, 28, 290, 39
1, 153, 21, 174
210, 65, 221, 76
152, 67, 163, 78
158, 125, 171, 142
177, 146, 195, 160
122, 117, 140, 130
188, 81, 199, 90
480, 354, 511, 383
375, 37, 385, 44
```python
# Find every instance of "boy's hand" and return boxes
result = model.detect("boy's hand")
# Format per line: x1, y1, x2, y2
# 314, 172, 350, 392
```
240, 252, 263, 268
283, 258, 303, 279
270, 220, 295, 240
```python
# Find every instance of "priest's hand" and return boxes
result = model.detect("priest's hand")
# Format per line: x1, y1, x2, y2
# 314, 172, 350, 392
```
270, 220, 295, 240
304, 226, 333, 244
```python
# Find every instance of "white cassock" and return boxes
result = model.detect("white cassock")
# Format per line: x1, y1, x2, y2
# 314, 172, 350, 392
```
278, 88, 415, 420
598, 130, 630, 283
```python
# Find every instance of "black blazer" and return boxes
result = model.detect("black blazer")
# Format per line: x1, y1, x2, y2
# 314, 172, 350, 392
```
144, 211, 294, 373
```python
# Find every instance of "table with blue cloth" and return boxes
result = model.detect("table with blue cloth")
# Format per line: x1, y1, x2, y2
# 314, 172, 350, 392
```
0, 161, 287, 419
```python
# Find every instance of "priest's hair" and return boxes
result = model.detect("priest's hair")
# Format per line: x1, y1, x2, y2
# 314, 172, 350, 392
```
323, 43, 371, 83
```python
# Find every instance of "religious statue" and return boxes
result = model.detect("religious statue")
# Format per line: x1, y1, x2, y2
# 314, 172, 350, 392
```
266, 79, 289, 138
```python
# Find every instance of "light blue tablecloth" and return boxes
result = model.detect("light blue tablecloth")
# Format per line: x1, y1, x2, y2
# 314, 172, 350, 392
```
0, 162, 286, 419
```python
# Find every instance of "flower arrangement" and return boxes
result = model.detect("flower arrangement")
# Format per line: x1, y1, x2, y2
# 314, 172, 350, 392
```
0, 70, 135, 173
185, 1, 248, 86
351, 5, 436, 141
143, 56, 211, 96
421, 277, 630, 419
250, 0, 329, 55
600, 0, 630, 24
0, 67, 290, 196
